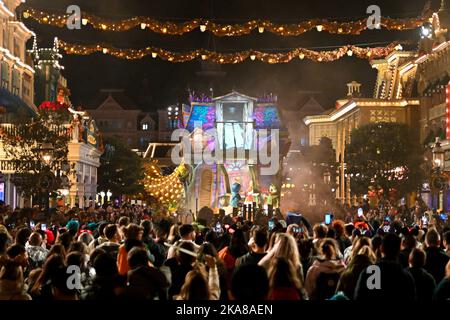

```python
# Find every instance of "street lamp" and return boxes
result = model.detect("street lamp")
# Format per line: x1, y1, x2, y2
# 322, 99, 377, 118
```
432, 138, 445, 170
106, 190, 112, 202
33, 142, 54, 165
100, 191, 105, 204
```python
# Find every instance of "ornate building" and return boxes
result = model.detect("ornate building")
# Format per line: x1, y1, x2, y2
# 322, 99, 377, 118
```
0, 0, 35, 206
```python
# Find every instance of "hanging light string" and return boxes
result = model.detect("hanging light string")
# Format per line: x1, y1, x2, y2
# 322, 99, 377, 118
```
58, 39, 405, 63
23, 7, 428, 36
142, 162, 183, 203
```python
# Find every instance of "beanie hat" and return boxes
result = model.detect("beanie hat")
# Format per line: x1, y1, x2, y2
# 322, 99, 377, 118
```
66, 220, 80, 233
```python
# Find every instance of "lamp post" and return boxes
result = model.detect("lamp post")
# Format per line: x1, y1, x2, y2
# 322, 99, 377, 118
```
106, 190, 112, 203
100, 191, 106, 205
432, 138, 446, 210
32, 143, 55, 214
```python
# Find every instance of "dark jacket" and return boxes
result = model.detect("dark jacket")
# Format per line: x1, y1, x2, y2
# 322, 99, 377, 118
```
354, 258, 416, 301
164, 257, 193, 300
433, 278, 450, 301
408, 267, 436, 301
235, 252, 266, 266
424, 246, 449, 284
126, 265, 170, 300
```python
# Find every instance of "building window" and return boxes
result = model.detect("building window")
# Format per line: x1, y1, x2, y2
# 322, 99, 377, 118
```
1, 62, 9, 89
142, 123, 149, 131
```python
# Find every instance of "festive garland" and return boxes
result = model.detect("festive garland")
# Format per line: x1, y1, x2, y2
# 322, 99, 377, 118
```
23, 8, 428, 36
58, 39, 404, 63
143, 162, 184, 204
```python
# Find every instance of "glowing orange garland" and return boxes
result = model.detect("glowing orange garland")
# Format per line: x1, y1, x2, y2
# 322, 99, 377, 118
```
23, 8, 427, 36
58, 39, 404, 63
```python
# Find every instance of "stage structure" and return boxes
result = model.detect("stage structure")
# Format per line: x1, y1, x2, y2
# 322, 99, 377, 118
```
176, 91, 289, 217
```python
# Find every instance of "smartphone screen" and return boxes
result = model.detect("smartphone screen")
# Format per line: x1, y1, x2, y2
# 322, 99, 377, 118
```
268, 220, 275, 231
41, 224, 47, 231
30, 221, 35, 228
325, 214, 333, 225
357, 208, 363, 217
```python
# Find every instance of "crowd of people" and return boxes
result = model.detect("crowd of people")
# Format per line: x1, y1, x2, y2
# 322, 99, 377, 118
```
0, 199, 450, 301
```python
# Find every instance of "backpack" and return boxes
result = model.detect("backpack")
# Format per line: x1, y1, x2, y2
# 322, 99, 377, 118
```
314, 272, 341, 300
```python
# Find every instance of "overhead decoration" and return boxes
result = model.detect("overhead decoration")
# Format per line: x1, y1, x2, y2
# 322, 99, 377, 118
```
142, 162, 184, 204
57, 39, 404, 63
23, 7, 428, 36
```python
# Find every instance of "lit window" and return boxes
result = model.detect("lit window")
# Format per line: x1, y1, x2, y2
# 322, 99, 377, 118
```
142, 123, 149, 131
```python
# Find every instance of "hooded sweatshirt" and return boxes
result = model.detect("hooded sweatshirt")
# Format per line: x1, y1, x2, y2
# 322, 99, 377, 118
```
305, 258, 346, 299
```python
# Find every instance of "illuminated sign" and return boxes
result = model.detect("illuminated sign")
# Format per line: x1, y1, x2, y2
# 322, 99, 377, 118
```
87, 134, 97, 145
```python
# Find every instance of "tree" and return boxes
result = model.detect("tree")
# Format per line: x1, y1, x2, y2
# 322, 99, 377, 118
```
346, 122, 425, 198
97, 137, 144, 198
1, 110, 71, 207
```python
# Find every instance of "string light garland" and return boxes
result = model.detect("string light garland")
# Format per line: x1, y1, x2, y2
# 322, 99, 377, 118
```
23, 8, 428, 36
142, 162, 184, 204
57, 39, 404, 63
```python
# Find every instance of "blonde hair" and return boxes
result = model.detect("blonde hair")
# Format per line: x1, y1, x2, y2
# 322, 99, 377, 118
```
259, 233, 301, 272
355, 245, 377, 264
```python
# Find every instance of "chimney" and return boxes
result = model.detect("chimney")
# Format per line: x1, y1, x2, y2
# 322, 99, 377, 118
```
347, 81, 362, 97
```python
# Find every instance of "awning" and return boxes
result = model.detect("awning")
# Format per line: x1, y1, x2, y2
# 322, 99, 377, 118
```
0, 88, 36, 117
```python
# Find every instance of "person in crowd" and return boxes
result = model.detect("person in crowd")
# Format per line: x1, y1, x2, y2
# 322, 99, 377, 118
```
167, 224, 199, 259
347, 237, 371, 264
259, 233, 303, 283
399, 234, 417, 269
305, 238, 345, 300
423, 228, 449, 284
0, 232, 12, 261
433, 260, 450, 300
50, 266, 79, 300
57, 231, 74, 253
298, 239, 315, 280
218, 229, 248, 284
147, 221, 170, 267
407, 248, 436, 301
354, 233, 416, 300
27, 232, 49, 269
312, 224, 328, 247
88, 222, 108, 251
125, 247, 169, 300
332, 220, 352, 254
30, 254, 66, 300
140, 220, 154, 247
117, 223, 145, 276
442, 230, 450, 257
47, 244, 66, 262
336, 245, 376, 299
177, 255, 220, 300
0, 259, 31, 300
164, 241, 196, 299
78, 232, 94, 253
198, 242, 228, 300
15, 227, 31, 247
230, 264, 269, 300
97, 224, 121, 260
267, 257, 306, 300
167, 223, 181, 244
235, 229, 267, 266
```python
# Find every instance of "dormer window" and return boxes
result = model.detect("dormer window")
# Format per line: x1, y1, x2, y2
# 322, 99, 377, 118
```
142, 123, 149, 131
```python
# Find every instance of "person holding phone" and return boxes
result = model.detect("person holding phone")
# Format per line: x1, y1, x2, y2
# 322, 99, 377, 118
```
236, 229, 268, 267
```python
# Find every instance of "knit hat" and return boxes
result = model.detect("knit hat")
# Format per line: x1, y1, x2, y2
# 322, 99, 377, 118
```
66, 220, 80, 233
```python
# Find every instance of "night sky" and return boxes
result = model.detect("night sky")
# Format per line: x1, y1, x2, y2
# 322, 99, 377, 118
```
23, 0, 435, 110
